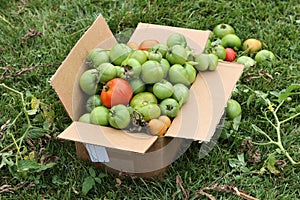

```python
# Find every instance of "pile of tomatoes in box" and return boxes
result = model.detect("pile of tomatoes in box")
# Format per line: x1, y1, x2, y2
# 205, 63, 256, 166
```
78, 32, 220, 136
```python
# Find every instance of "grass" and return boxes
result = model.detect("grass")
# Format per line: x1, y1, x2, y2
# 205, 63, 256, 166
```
1, 0, 300, 199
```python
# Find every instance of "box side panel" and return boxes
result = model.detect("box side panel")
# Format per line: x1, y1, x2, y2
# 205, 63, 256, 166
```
129, 23, 210, 55
165, 62, 244, 141
50, 15, 116, 120
57, 122, 158, 153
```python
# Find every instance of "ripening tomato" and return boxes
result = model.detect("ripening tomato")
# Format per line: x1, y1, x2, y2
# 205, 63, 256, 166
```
138, 39, 160, 51
100, 78, 133, 108
225, 48, 236, 62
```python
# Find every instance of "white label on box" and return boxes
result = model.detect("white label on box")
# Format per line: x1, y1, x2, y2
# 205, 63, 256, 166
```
85, 144, 110, 163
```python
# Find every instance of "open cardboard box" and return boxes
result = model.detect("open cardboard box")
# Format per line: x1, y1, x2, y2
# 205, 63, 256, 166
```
51, 14, 244, 177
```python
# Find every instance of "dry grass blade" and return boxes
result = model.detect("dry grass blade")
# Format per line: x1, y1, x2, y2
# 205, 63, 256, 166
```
197, 184, 259, 200
0, 182, 34, 194
176, 175, 189, 200
21, 26, 42, 44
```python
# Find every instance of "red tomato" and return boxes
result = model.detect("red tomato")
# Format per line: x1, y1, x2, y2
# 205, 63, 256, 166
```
138, 39, 160, 50
101, 78, 133, 108
225, 48, 236, 62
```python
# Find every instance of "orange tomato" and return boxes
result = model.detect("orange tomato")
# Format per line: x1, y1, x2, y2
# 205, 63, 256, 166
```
138, 39, 160, 51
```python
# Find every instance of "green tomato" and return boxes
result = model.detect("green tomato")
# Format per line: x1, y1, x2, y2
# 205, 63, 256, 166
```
86, 48, 110, 68
254, 50, 276, 63
221, 34, 242, 50
78, 113, 91, 124
148, 51, 163, 62
90, 106, 109, 126
115, 66, 126, 79
194, 54, 209, 71
159, 98, 180, 118
128, 50, 148, 64
168, 63, 196, 86
153, 79, 174, 100
213, 24, 235, 38
167, 33, 187, 47
166, 45, 188, 65
134, 103, 161, 121
109, 43, 132, 66
207, 54, 219, 71
86, 95, 102, 113
130, 92, 158, 108
225, 99, 242, 120
236, 56, 256, 69
160, 58, 171, 78
96, 63, 117, 83
172, 83, 190, 105
129, 78, 146, 94
121, 58, 142, 79
213, 45, 226, 60
149, 43, 168, 57
108, 104, 131, 129
79, 69, 99, 95
141, 60, 164, 84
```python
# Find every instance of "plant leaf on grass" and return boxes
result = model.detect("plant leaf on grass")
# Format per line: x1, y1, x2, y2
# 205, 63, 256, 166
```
277, 84, 300, 102
82, 176, 95, 196
17, 160, 56, 173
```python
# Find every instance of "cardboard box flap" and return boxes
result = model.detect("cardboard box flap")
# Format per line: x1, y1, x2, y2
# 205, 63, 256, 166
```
50, 14, 117, 120
129, 23, 211, 55
58, 122, 158, 153
165, 61, 244, 141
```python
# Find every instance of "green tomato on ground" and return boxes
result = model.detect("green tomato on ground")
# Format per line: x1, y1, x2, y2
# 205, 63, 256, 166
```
90, 106, 109, 126
213, 24, 235, 38
236, 56, 256, 69
221, 34, 242, 50
108, 104, 131, 129
254, 50, 276, 63
225, 99, 242, 120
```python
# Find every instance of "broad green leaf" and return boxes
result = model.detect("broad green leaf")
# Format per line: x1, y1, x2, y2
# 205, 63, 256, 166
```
94, 177, 102, 184
232, 115, 241, 131
26, 128, 47, 139
89, 167, 96, 177
0, 151, 14, 168
264, 153, 280, 175
278, 84, 300, 102
82, 176, 95, 195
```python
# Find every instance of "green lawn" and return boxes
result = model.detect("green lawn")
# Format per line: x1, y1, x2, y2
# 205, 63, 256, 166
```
1, 0, 300, 199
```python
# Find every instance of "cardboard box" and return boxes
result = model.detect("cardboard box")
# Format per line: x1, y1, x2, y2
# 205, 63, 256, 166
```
51, 14, 244, 177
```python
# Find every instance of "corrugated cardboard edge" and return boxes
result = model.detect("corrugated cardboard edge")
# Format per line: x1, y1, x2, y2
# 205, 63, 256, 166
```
50, 14, 116, 121
58, 122, 158, 154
